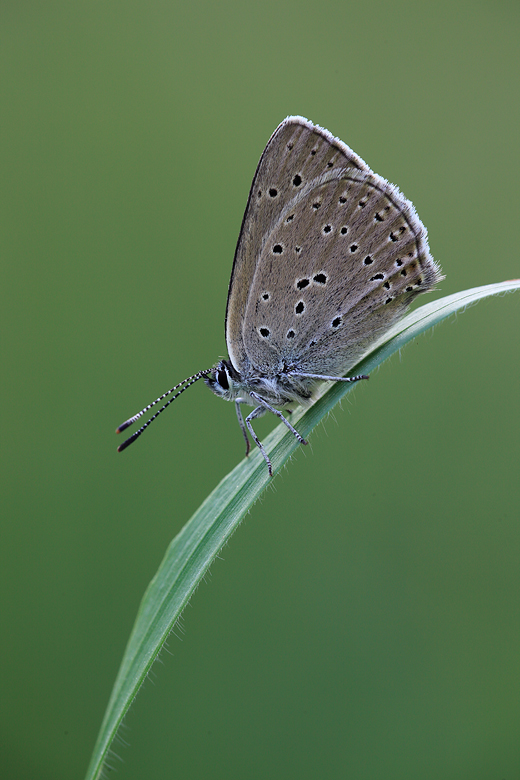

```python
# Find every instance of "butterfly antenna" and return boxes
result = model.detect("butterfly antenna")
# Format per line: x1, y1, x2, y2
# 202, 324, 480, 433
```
116, 369, 213, 452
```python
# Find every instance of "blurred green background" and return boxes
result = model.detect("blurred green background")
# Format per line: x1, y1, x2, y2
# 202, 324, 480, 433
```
1, 1, 519, 778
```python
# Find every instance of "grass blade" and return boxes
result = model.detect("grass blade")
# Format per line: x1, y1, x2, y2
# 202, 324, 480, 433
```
86, 279, 519, 780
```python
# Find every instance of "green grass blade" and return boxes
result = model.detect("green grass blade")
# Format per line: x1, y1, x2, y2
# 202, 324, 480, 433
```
85, 279, 519, 780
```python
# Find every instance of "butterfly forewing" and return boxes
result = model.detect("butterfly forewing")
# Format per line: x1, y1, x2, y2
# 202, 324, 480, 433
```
225, 116, 371, 372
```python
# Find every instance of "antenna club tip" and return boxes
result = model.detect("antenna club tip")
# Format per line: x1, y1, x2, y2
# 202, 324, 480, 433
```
116, 419, 134, 434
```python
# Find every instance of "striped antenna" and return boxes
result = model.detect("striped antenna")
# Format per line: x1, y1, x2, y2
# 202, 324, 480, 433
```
116, 369, 213, 452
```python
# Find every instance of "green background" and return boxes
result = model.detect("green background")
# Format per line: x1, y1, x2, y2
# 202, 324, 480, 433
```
1, 1, 519, 778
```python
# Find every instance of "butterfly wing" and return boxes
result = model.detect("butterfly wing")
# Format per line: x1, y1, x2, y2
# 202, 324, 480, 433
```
226, 117, 443, 378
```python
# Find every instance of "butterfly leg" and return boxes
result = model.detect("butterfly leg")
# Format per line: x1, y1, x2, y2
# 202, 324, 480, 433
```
243, 405, 273, 476
235, 398, 256, 457
287, 371, 369, 383
249, 392, 308, 445
246, 392, 308, 476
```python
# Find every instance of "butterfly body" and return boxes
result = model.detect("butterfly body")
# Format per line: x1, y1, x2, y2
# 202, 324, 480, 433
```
205, 358, 319, 408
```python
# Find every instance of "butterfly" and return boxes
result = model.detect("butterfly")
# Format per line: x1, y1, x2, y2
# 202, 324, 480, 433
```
117, 116, 442, 475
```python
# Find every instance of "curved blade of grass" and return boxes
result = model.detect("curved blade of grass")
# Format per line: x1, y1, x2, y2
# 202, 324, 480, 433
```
86, 279, 519, 780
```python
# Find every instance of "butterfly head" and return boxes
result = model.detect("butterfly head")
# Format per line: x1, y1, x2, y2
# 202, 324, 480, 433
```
204, 359, 242, 402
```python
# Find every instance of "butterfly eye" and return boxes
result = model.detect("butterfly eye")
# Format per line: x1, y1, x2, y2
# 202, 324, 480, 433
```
217, 369, 229, 390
